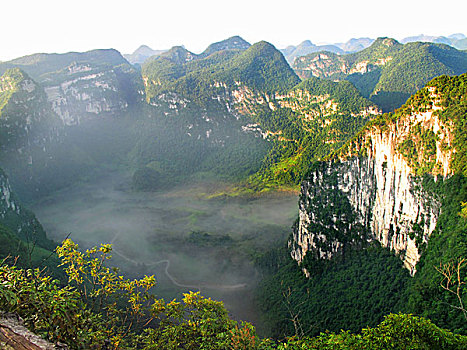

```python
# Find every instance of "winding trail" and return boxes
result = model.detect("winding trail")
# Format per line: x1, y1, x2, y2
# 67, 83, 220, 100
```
110, 234, 247, 291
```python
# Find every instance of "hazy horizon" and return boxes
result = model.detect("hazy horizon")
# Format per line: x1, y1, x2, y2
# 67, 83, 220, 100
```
1, 0, 465, 61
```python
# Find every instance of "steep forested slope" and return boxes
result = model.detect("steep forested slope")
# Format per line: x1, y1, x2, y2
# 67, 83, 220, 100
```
142, 41, 379, 191
0, 38, 467, 349
293, 38, 467, 112
258, 73, 467, 337
4, 37, 461, 197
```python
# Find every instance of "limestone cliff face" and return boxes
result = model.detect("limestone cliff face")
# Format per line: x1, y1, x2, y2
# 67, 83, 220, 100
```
292, 38, 399, 81
43, 62, 138, 125
290, 89, 454, 275
0, 170, 20, 217
0, 68, 60, 152
293, 52, 393, 80
1, 49, 142, 127
0, 169, 49, 245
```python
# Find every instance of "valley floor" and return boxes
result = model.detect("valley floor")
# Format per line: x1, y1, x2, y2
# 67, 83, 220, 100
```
31, 170, 298, 327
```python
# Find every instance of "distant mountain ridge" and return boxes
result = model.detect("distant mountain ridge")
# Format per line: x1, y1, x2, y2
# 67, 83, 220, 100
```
124, 45, 168, 65
0, 49, 128, 80
1, 34, 466, 197
124, 36, 251, 65
293, 37, 467, 111
198, 36, 251, 58
283, 33, 467, 65
281, 38, 373, 64
400, 33, 467, 49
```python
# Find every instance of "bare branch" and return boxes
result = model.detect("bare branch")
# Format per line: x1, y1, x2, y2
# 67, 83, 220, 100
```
435, 258, 467, 320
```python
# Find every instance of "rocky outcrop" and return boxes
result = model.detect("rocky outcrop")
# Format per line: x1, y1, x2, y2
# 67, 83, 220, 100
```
0, 313, 68, 350
291, 156, 441, 276
0, 49, 142, 127
292, 38, 400, 81
0, 170, 20, 217
290, 86, 455, 275
43, 62, 135, 125
0, 169, 50, 247
0, 69, 60, 152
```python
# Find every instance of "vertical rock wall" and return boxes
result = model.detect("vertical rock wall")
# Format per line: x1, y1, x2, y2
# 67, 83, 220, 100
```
290, 110, 451, 275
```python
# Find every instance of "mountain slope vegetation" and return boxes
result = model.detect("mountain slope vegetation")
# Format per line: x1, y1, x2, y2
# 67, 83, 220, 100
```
257, 73, 467, 338
142, 41, 379, 191
0, 38, 467, 349
294, 38, 467, 111
3, 37, 461, 197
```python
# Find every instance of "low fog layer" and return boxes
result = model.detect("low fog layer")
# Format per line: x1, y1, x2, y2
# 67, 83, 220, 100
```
32, 170, 298, 324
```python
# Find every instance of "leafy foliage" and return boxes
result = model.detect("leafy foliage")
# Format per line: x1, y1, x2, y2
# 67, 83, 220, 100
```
268, 314, 467, 350
1, 240, 466, 349
0, 239, 258, 349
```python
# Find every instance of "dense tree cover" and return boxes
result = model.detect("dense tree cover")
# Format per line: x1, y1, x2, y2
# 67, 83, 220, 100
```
0, 223, 61, 274
294, 78, 375, 115
214, 41, 301, 94
142, 41, 300, 103
346, 68, 382, 98
128, 104, 270, 189
293, 38, 467, 112
1, 240, 466, 349
407, 174, 467, 334
198, 36, 251, 59
430, 75, 467, 176
137, 42, 307, 191
246, 77, 375, 190
369, 42, 466, 111
276, 313, 467, 350
271, 73, 467, 337
256, 244, 411, 339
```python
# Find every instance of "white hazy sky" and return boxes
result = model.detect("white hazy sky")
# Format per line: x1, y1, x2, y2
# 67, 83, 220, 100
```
1, 0, 466, 61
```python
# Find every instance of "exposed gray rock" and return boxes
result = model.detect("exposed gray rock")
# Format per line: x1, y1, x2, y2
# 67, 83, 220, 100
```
290, 108, 452, 275
0, 312, 68, 349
